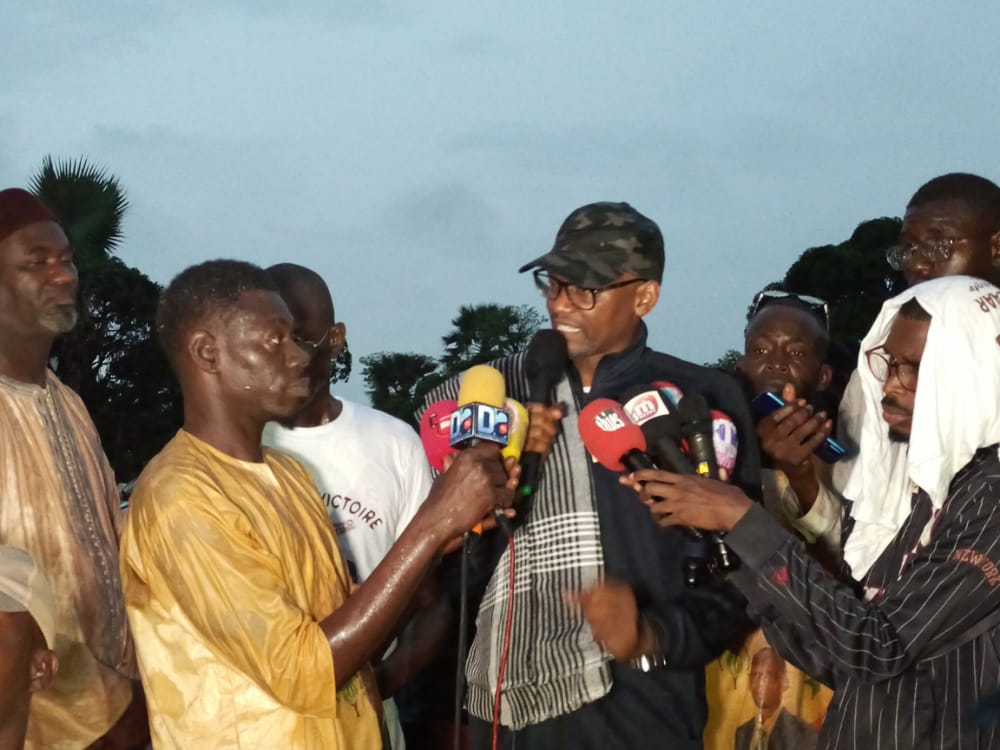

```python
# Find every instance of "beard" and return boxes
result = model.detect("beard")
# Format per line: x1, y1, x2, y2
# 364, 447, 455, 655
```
38, 303, 78, 334
888, 427, 910, 443
882, 396, 912, 443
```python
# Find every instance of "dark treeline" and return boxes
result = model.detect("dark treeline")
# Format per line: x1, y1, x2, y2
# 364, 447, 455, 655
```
34, 156, 901, 479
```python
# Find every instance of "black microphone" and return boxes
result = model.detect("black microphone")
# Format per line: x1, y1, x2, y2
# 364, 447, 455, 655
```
620, 384, 695, 477
677, 393, 719, 479
678, 393, 737, 572
620, 384, 713, 587
517, 329, 569, 500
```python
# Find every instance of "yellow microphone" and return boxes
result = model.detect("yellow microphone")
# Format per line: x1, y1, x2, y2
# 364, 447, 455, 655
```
448, 365, 511, 535
450, 365, 510, 449
502, 398, 529, 461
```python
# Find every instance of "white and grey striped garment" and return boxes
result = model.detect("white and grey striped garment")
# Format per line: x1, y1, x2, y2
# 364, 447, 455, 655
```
727, 447, 1000, 750
426, 352, 615, 728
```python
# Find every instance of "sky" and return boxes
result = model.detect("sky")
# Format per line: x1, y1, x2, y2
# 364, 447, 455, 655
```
4, 1, 999, 403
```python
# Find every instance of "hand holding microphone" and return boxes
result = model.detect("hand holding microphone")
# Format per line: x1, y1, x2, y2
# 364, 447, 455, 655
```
423, 442, 518, 543
619, 384, 715, 584
624, 469, 754, 535
447, 365, 525, 536
617, 391, 753, 536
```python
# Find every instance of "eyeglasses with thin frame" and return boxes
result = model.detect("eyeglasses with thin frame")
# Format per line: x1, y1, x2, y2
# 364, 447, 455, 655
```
292, 329, 332, 358
532, 269, 645, 311
885, 238, 968, 272
748, 290, 829, 330
865, 345, 919, 391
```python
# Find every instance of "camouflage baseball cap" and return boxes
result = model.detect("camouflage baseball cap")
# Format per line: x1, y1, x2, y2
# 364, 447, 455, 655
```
0, 545, 57, 649
518, 201, 665, 287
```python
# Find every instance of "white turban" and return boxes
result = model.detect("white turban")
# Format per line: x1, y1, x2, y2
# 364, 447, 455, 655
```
841, 275, 1000, 577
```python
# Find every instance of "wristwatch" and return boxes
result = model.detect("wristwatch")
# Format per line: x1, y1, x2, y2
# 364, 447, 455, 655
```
629, 652, 669, 671
627, 616, 668, 671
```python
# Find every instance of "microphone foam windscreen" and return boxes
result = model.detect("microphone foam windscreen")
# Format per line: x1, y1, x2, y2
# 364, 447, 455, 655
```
620, 384, 672, 426
525, 329, 569, 387
457, 365, 506, 408
502, 398, 529, 460
711, 410, 739, 472
578, 398, 647, 472
419, 400, 457, 472
639, 412, 686, 445
653, 380, 684, 407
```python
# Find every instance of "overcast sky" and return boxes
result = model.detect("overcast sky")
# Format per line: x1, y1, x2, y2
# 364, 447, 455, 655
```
4, 1, 999, 403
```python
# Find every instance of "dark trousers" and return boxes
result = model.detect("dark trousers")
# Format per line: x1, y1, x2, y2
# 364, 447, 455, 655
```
468, 701, 702, 750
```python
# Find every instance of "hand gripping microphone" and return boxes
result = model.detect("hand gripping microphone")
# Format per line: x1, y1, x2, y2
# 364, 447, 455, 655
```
450, 365, 512, 535
517, 330, 569, 500
621, 384, 713, 587
678, 393, 738, 572
577, 398, 655, 473
420, 400, 458, 472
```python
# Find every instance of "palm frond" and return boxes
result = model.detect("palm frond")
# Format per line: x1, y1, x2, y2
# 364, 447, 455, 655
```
29, 155, 129, 260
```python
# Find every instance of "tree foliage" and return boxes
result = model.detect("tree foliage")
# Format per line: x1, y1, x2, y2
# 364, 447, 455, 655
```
332, 341, 352, 384
440, 303, 544, 376
359, 352, 439, 426
781, 216, 905, 351
32, 156, 182, 481
708, 216, 905, 369
705, 348, 741, 374
360, 303, 545, 423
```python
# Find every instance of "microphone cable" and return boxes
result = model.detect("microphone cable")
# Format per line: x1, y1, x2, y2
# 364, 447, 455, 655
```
491, 533, 516, 750
452, 526, 517, 750
453, 532, 471, 750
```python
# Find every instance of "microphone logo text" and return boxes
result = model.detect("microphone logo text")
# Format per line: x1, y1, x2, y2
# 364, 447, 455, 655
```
594, 409, 627, 432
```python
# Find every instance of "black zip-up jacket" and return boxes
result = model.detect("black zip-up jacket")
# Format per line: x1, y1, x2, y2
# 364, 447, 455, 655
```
427, 324, 760, 749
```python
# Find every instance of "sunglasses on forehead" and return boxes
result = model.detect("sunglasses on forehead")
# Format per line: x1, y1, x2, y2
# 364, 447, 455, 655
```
748, 290, 830, 330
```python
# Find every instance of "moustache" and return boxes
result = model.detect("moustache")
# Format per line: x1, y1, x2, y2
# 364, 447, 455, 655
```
881, 396, 911, 414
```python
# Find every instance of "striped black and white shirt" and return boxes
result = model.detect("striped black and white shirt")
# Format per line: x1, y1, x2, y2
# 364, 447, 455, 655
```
727, 446, 1000, 750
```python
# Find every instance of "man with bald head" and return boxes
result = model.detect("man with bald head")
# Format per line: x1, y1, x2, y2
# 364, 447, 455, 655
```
262, 263, 437, 749
0, 188, 144, 748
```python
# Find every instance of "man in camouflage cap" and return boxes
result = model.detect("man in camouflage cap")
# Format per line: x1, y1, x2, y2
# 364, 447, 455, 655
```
518, 201, 665, 288
422, 201, 759, 750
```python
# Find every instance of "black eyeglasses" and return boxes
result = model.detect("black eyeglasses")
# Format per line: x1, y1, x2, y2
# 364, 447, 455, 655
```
292, 329, 331, 357
533, 269, 645, 311
748, 290, 829, 329
865, 346, 919, 391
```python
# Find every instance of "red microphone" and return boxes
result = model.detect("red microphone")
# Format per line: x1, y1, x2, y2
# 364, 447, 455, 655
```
419, 400, 457, 472
578, 399, 655, 473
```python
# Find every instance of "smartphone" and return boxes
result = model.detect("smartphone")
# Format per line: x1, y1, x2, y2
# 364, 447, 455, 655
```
750, 391, 847, 464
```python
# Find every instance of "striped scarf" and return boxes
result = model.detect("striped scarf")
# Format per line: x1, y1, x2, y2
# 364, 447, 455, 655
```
454, 355, 613, 728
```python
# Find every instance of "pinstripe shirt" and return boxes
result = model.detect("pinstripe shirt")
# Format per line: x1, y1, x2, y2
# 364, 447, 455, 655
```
726, 446, 1000, 750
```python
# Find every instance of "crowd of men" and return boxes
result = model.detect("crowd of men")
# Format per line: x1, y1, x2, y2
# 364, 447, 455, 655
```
1, 171, 1000, 750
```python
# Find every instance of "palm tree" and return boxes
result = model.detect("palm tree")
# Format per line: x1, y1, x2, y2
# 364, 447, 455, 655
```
360, 352, 439, 425
440, 303, 544, 376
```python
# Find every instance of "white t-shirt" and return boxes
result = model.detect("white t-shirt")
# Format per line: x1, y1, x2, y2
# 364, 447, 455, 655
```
262, 398, 432, 584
